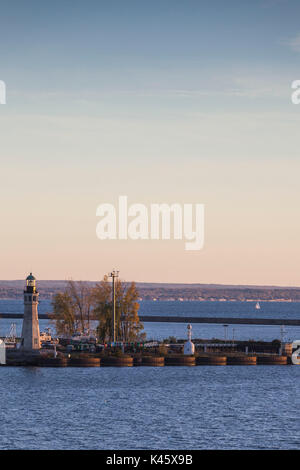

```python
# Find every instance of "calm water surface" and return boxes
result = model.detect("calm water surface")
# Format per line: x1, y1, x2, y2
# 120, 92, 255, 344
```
0, 300, 300, 450
1, 300, 300, 342
0, 366, 299, 450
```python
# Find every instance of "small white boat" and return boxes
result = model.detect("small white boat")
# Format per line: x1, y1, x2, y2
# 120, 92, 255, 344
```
255, 302, 261, 310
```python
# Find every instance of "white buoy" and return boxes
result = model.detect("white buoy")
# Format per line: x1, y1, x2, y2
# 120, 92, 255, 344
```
184, 324, 195, 355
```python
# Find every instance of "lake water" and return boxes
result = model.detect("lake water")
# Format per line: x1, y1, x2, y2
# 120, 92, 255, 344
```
1, 299, 300, 343
0, 299, 299, 450
0, 365, 299, 450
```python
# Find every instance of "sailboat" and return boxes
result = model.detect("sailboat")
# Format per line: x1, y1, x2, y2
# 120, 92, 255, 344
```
255, 302, 260, 310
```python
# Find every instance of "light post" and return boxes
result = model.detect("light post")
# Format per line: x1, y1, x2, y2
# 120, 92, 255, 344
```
109, 270, 119, 344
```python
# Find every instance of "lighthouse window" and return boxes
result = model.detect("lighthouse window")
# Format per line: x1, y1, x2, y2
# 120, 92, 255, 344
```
33, 296, 36, 301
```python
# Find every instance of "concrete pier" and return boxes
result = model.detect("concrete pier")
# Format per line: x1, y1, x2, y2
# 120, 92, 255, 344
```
1, 313, 300, 326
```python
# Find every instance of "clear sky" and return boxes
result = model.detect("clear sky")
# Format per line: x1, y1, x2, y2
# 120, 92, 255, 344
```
0, 0, 300, 285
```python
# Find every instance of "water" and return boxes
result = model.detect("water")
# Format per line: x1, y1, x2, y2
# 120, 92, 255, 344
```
140, 299, 300, 320
0, 366, 299, 450
0, 300, 300, 450
1, 300, 300, 343
2, 298, 300, 319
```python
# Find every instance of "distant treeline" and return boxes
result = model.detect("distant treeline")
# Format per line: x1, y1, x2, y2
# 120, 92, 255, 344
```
0, 280, 300, 302
139, 286, 300, 301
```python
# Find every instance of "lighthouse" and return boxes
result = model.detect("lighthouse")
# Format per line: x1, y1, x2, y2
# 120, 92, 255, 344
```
20, 273, 41, 351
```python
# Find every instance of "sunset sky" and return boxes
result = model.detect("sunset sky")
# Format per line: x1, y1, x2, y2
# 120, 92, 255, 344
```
0, 0, 300, 285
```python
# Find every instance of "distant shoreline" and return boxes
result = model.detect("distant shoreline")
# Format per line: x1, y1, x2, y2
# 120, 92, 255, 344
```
1, 280, 300, 302
0, 297, 300, 303
0, 295, 300, 303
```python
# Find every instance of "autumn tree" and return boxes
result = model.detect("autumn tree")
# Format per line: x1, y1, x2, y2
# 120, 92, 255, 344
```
92, 276, 145, 343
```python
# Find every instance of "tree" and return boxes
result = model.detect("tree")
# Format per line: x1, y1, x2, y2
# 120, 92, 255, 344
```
120, 281, 145, 343
91, 275, 113, 343
51, 280, 93, 336
92, 276, 145, 343
66, 280, 93, 332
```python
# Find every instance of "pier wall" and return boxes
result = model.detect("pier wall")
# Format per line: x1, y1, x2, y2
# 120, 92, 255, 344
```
1, 313, 300, 326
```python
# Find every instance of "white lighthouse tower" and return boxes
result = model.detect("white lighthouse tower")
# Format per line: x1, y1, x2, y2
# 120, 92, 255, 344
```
184, 323, 195, 355
20, 273, 41, 351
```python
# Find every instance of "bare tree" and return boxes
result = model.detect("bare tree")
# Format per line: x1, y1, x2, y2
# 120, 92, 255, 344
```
51, 280, 93, 336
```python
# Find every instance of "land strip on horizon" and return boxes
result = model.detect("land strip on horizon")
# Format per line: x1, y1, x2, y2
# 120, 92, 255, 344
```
0, 280, 300, 302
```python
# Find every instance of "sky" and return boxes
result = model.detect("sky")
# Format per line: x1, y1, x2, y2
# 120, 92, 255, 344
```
0, 0, 300, 285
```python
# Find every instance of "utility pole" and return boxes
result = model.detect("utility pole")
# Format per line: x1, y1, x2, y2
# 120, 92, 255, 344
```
109, 270, 119, 344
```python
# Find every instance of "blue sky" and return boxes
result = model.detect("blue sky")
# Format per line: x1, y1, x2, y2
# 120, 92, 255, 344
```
0, 0, 300, 284
1, 0, 299, 93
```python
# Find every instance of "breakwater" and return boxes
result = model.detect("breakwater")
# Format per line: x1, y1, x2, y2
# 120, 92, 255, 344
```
3, 352, 293, 367
139, 315, 300, 326
1, 312, 300, 326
